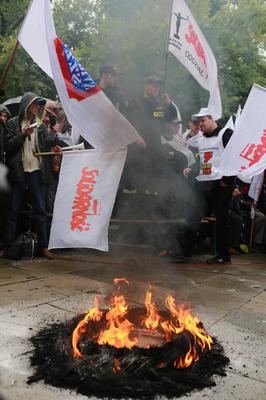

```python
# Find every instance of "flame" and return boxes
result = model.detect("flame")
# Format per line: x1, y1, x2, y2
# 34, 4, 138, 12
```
164, 296, 213, 351
142, 286, 160, 330
98, 294, 138, 348
72, 296, 103, 358
72, 280, 213, 370
113, 358, 122, 374
174, 342, 199, 369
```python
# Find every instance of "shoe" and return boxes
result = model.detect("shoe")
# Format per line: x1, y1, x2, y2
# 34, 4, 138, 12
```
41, 248, 55, 260
206, 255, 231, 265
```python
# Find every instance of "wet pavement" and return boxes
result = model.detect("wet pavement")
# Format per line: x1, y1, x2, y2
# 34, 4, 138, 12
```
0, 248, 265, 400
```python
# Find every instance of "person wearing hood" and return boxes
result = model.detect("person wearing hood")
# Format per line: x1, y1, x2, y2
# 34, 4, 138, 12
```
3, 92, 60, 259
0, 104, 11, 252
0, 104, 11, 164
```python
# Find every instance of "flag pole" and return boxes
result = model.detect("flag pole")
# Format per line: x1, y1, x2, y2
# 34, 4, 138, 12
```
249, 202, 256, 251
0, 39, 20, 90
163, 0, 174, 92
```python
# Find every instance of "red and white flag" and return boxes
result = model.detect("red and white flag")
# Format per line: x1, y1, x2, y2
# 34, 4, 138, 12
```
18, 0, 141, 152
49, 149, 127, 251
168, 0, 222, 120
219, 84, 266, 182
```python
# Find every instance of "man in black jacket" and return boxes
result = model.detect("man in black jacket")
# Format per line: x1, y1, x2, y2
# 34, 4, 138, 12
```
193, 108, 234, 264
3, 92, 59, 259
129, 75, 178, 192
98, 64, 129, 115
0, 105, 10, 253
0, 104, 10, 164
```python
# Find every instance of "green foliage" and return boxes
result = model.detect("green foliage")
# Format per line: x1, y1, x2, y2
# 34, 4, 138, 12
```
0, 0, 265, 124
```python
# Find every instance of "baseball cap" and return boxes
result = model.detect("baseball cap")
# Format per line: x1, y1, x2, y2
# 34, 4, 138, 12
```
34, 97, 46, 106
192, 107, 211, 119
190, 115, 200, 123
168, 118, 182, 124
144, 75, 164, 85
45, 100, 60, 116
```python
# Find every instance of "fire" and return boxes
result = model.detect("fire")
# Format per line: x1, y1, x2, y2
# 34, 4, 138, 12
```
72, 279, 213, 370
72, 295, 103, 359
113, 358, 122, 374
162, 296, 213, 351
97, 294, 138, 348
142, 286, 160, 330
174, 343, 199, 369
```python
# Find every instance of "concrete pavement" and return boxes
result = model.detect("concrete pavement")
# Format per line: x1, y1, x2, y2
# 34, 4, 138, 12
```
0, 249, 265, 400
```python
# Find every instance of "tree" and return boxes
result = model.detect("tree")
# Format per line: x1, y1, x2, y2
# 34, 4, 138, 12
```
0, 0, 265, 124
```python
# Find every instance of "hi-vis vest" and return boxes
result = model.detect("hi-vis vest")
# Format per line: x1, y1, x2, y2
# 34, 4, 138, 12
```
196, 127, 227, 181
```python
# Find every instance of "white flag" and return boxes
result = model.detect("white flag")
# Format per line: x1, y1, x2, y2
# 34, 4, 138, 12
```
219, 84, 266, 182
19, 0, 141, 153
18, 0, 53, 78
248, 172, 264, 202
168, 0, 222, 120
49, 149, 127, 251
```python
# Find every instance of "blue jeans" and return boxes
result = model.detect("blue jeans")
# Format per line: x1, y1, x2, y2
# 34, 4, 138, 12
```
4, 170, 48, 250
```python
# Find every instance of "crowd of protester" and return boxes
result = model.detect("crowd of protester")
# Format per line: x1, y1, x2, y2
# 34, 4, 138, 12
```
0, 64, 266, 263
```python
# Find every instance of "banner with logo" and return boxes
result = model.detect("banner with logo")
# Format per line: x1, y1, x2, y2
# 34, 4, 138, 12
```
168, 0, 222, 120
19, 0, 141, 153
49, 149, 127, 251
219, 84, 266, 182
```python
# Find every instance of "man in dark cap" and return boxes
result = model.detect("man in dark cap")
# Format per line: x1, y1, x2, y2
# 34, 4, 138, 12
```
128, 74, 179, 191
99, 64, 130, 115
3, 92, 60, 259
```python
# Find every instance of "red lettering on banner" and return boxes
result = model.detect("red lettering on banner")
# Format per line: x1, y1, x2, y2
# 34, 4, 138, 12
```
70, 168, 101, 232
185, 23, 207, 67
240, 129, 266, 170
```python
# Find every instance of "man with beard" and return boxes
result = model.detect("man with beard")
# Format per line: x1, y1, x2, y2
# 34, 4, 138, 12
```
3, 92, 59, 259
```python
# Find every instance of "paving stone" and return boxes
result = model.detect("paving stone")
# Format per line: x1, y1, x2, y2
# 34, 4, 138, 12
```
211, 313, 266, 383
0, 266, 43, 286
0, 251, 266, 399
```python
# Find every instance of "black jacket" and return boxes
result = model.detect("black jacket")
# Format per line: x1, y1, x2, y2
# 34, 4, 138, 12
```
5, 92, 59, 183
0, 105, 10, 164
130, 96, 178, 151
0, 121, 6, 164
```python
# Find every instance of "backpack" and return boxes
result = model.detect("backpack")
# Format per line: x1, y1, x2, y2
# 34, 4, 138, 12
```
4, 231, 38, 260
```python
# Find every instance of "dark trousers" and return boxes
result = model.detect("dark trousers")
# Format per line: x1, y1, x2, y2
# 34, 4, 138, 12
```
209, 184, 234, 260
4, 170, 48, 250
230, 211, 243, 248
